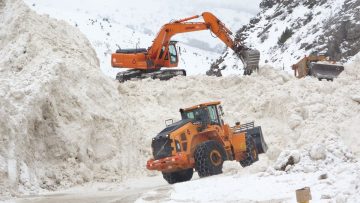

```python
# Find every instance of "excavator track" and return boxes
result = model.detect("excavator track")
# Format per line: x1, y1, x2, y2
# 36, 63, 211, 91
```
116, 69, 186, 83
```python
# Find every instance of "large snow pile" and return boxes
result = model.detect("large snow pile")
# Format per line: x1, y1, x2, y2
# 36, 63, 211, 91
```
1, 0, 360, 201
0, 0, 152, 196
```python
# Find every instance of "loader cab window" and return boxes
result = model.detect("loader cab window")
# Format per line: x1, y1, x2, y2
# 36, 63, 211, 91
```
207, 105, 220, 125
168, 44, 178, 64
182, 109, 201, 122
181, 108, 207, 123
184, 111, 195, 119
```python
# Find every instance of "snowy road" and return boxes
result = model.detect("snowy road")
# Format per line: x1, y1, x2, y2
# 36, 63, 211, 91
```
8, 176, 169, 203
13, 188, 163, 203
4, 161, 360, 203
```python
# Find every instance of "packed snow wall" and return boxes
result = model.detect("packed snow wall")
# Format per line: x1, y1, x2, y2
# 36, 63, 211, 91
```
0, 0, 153, 196
1, 0, 360, 198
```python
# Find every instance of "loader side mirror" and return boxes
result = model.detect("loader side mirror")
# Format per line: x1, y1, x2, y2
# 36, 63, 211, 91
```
165, 119, 174, 126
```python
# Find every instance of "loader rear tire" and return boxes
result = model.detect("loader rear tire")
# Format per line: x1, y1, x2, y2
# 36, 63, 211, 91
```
239, 135, 259, 167
194, 140, 227, 178
162, 168, 193, 184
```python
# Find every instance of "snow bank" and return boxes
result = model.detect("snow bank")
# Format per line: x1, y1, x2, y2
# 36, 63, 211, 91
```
134, 61, 360, 202
0, 0, 152, 196
1, 0, 360, 201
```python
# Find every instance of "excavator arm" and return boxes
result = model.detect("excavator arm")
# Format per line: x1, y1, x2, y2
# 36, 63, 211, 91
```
148, 12, 257, 69
111, 12, 260, 82
148, 22, 209, 67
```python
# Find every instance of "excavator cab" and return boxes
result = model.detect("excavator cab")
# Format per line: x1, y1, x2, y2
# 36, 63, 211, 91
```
160, 41, 179, 67
114, 40, 185, 82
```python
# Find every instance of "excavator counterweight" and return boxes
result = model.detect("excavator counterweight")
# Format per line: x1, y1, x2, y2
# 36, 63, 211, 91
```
111, 12, 260, 82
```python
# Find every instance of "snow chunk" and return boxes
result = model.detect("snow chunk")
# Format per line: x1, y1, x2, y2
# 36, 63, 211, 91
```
288, 113, 303, 130
310, 144, 327, 160
222, 161, 241, 175
274, 150, 301, 171
351, 95, 360, 103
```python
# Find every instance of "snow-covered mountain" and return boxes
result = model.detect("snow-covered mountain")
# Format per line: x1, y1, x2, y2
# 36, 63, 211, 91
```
23, 0, 261, 77
214, 0, 360, 75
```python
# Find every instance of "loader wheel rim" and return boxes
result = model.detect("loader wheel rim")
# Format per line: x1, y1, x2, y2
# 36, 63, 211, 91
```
210, 150, 222, 166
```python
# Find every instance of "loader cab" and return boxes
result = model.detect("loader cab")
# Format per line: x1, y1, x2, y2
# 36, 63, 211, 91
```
180, 102, 224, 129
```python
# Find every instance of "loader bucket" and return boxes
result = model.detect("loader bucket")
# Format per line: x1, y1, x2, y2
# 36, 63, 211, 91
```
236, 122, 268, 154
249, 126, 268, 154
309, 62, 344, 80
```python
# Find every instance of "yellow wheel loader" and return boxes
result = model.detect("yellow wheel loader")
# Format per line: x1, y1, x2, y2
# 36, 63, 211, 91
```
146, 101, 268, 184
292, 54, 344, 81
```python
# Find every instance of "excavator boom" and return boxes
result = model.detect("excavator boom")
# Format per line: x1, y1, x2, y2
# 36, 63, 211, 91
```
111, 12, 260, 82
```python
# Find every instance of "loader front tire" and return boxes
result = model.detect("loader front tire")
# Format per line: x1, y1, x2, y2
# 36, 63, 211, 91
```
162, 168, 193, 184
194, 140, 227, 178
239, 135, 259, 167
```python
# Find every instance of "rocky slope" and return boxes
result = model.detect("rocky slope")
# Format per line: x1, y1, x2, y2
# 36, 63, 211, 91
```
209, 0, 360, 75
242, 0, 360, 62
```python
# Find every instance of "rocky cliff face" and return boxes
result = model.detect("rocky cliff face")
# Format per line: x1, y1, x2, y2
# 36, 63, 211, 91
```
239, 0, 360, 63
209, 0, 360, 75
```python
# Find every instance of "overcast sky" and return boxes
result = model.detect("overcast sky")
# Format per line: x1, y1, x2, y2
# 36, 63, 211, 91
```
192, 0, 262, 15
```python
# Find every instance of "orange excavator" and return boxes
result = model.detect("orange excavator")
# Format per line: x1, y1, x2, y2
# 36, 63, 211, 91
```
111, 12, 260, 82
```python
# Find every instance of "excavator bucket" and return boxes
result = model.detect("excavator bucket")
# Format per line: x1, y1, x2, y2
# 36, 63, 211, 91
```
309, 62, 344, 80
237, 49, 260, 75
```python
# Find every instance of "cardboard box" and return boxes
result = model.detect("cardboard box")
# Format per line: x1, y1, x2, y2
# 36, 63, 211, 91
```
296, 187, 312, 203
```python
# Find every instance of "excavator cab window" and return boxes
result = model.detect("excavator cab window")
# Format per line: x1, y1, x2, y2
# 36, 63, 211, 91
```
168, 44, 178, 64
159, 46, 165, 59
